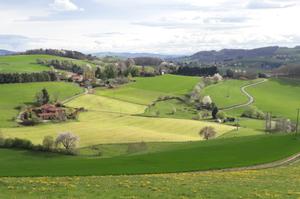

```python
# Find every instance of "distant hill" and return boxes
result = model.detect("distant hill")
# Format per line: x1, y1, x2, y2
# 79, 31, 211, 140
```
0, 49, 15, 56
172, 46, 300, 70
93, 52, 182, 59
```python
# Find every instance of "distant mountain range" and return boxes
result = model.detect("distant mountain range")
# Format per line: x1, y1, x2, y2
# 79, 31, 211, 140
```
0, 49, 15, 56
172, 46, 300, 69
93, 52, 183, 59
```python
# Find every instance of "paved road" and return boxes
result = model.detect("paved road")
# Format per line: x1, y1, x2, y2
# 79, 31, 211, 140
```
222, 79, 268, 111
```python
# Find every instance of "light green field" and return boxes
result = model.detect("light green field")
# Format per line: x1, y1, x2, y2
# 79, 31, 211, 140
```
98, 75, 200, 105
0, 55, 93, 73
247, 78, 300, 121
1, 94, 234, 146
203, 78, 300, 122
0, 82, 83, 128
202, 79, 254, 108
1, 161, 299, 198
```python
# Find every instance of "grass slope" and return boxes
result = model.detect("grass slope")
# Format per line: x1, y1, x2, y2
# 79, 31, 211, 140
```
98, 75, 200, 105
0, 54, 93, 73
0, 134, 299, 177
1, 161, 300, 198
247, 78, 300, 121
2, 94, 234, 146
0, 82, 83, 127
202, 79, 255, 108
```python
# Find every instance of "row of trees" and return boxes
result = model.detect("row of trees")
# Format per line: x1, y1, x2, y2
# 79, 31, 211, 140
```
0, 72, 57, 84
21, 49, 96, 60
0, 132, 79, 155
176, 66, 218, 76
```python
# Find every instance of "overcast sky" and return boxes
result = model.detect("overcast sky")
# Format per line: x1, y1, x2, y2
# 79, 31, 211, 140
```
0, 0, 300, 54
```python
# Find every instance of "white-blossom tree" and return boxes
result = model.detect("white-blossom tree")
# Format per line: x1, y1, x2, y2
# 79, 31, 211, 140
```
202, 95, 212, 105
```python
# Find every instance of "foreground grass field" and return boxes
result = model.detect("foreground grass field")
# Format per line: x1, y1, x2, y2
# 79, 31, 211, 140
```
98, 75, 200, 105
1, 160, 300, 198
0, 54, 93, 73
0, 134, 299, 177
0, 82, 83, 127
2, 94, 234, 146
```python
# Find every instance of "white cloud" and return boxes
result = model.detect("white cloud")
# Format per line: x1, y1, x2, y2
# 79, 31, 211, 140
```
50, 0, 83, 11
246, 0, 296, 9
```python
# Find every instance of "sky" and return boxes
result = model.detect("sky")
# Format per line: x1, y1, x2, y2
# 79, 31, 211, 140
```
0, 0, 300, 54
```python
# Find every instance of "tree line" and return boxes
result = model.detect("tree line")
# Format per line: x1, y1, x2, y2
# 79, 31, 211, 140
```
20, 49, 96, 60
176, 66, 219, 76
37, 59, 84, 74
0, 72, 58, 84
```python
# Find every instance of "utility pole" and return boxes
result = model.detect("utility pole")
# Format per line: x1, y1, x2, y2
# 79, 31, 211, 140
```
296, 108, 300, 135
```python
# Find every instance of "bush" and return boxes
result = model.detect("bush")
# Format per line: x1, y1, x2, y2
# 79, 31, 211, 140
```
0, 132, 5, 146
127, 142, 148, 153
43, 136, 55, 151
216, 111, 226, 120
3, 138, 14, 148
242, 106, 265, 119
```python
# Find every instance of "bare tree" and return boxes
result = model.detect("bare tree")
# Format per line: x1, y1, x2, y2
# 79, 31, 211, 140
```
199, 126, 217, 140
55, 132, 79, 151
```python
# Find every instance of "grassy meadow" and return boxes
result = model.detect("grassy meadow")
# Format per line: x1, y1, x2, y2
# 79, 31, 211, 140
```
2, 161, 300, 198
0, 134, 299, 177
247, 78, 300, 121
0, 82, 83, 127
203, 78, 300, 121
1, 94, 234, 146
202, 79, 253, 108
98, 74, 200, 105
0, 54, 93, 73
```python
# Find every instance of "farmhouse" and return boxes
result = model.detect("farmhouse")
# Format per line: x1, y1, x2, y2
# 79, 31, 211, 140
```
36, 104, 66, 120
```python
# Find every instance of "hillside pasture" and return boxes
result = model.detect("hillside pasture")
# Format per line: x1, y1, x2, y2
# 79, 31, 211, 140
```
98, 75, 200, 105
0, 55, 93, 73
0, 134, 298, 177
1, 159, 300, 198
1, 94, 234, 146
202, 79, 255, 109
247, 78, 300, 121
0, 82, 83, 127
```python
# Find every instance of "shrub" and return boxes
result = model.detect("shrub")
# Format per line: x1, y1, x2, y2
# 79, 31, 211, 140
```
43, 136, 55, 151
4, 138, 14, 148
11, 138, 33, 149
127, 142, 148, 153
0, 132, 4, 146
242, 106, 265, 119
216, 111, 226, 120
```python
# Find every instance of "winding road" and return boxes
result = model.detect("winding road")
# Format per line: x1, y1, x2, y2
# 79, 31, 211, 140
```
222, 79, 268, 111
